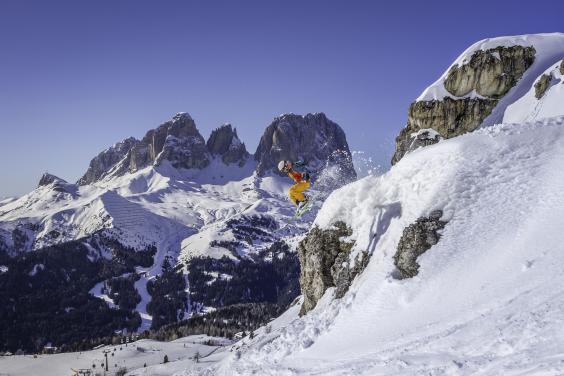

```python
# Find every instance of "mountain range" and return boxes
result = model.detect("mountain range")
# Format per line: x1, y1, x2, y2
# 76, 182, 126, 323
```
0, 111, 355, 351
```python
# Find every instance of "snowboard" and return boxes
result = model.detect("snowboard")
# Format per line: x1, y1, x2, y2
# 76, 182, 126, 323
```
295, 200, 314, 218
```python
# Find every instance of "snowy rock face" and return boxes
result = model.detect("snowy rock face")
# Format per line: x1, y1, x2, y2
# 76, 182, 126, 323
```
206, 124, 249, 166
444, 46, 535, 98
298, 222, 368, 315
38, 173, 77, 196
393, 98, 499, 164
135, 112, 210, 171
393, 44, 539, 164
38, 173, 67, 187
393, 210, 447, 279
504, 58, 564, 123
79, 113, 210, 184
78, 137, 139, 185
393, 98, 498, 164
254, 113, 356, 181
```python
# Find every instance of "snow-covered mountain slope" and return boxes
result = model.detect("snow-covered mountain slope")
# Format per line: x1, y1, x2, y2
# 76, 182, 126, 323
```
184, 115, 564, 375
504, 59, 564, 123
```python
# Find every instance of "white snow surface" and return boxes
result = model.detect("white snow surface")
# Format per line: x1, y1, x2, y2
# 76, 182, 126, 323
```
504, 59, 564, 123
179, 116, 564, 375
0, 335, 232, 376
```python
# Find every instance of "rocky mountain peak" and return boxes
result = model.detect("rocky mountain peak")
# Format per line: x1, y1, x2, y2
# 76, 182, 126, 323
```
254, 113, 356, 183
78, 113, 211, 184
206, 124, 249, 166
38, 173, 67, 187
78, 137, 139, 185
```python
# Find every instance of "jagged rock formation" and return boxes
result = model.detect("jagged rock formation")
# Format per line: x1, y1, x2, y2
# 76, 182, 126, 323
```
534, 73, 553, 99
393, 210, 447, 279
298, 222, 369, 315
132, 113, 210, 171
38, 173, 77, 195
38, 173, 66, 187
560, 60, 564, 75
79, 112, 355, 185
254, 113, 356, 181
392, 98, 497, 164
78, 113, 210, 184
392, 46, 537, 165
206, 124, 249, 166
78, 137, 138, 185
444, 46, 535, 98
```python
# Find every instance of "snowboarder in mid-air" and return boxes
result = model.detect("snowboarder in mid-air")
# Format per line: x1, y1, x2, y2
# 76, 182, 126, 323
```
278, 159, 312, 216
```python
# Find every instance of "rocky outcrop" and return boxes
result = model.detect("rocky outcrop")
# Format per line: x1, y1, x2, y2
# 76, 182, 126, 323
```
78, 137, 139, 185
38, 173, 77, 195
392, 45, 537, 165
254, 113, 356, 182
393, 210, 447, 279
444, 46, 535, 98
206, 124, 249, 166
534, 73, 553, 99
298, 222, 369, 315
560, 60, 564, 75
38, 173, 66, 187
392, 98, 497, 164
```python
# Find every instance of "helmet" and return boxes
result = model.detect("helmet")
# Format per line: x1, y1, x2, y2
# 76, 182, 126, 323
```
278, 160, 288, 172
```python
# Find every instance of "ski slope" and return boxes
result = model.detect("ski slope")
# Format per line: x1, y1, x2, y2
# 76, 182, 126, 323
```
180, 116, 564, 375
0, 335, 232, 376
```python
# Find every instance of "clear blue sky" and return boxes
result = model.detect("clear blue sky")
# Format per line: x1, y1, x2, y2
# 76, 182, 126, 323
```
1, 0, 563, 197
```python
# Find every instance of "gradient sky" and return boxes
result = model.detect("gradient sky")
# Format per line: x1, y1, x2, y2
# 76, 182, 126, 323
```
1, 0, 563, 197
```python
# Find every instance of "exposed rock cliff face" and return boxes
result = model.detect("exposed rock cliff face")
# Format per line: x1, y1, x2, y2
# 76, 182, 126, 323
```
560, 60, 564, 75
206, 124, 249, 166
254, 113, 355, 181
393, 210, 447, 279
444, 46, 535, 98
392, 98, 497, 164
78, 137, 139, 185
298, 222, 369, 315
392, 45, 537, 165
132, 112, 210, 171
534, 73, 553, 99
79, 113, 210, 184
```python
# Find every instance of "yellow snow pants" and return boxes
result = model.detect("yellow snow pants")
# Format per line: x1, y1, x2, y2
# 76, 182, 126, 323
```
289, 180, 310, 205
